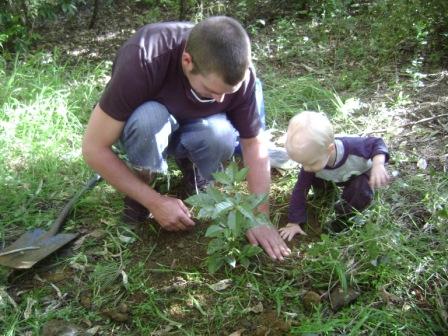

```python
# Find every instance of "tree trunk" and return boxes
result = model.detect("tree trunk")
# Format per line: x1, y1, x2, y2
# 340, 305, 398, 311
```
179, 0, 187, 21
19, 0, 30, 29
89, 0, 100, 29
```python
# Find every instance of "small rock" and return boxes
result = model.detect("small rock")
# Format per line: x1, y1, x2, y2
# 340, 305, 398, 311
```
79, 292, 92, 309
329, 286, 360, 312
102, 309, 129, 322
254, 325, 269, 336
40, 271, 70, 283
41, 319, 85, 336
241, 320, 253, 329
118, 302, 129, 313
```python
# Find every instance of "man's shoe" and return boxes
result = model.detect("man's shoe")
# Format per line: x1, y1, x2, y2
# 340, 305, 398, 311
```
122, 196, 149, 224
175, 158, 210, 195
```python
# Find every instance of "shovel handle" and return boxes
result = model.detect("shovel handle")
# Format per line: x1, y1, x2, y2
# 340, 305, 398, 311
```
47, 173, 102, 236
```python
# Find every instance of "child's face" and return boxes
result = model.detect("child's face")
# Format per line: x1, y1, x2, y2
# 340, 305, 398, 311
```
299, 150, 331, 172
290, 138, 332, 173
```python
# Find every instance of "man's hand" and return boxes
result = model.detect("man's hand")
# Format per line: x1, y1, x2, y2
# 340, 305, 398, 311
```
279, 223, 307, 241
370, 154, 390, 189
150, 195, 195, 231
246, 225, 291, 261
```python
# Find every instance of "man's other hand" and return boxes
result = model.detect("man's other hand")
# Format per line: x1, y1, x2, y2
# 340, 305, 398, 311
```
246, 225, 291, 261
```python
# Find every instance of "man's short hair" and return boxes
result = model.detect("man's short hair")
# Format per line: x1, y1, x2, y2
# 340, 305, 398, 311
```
185, 16, 251, 85
286, 111, 335, 157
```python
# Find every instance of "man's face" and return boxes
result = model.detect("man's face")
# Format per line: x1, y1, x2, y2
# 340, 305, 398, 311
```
182, 51, 243, 103
187, 70, 242, 103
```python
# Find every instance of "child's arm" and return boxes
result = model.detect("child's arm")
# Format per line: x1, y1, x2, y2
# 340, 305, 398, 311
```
284, 169, 314, 242
369, 153, 390, 189
279, 223, 307, 241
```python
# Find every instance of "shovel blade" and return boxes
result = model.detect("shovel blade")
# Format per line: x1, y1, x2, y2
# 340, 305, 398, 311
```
0, 229, 78, 269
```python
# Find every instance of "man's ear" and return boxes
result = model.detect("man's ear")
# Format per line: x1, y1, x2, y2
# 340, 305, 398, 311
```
328, 142, 335, 154
182, 52, 193, 72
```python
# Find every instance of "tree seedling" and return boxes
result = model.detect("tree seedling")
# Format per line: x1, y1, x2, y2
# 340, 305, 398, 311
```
186, 161, 268, 273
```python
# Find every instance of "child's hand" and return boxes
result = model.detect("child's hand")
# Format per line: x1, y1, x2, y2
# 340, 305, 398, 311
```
369, 154, 390, 189
279, 223, 307, 241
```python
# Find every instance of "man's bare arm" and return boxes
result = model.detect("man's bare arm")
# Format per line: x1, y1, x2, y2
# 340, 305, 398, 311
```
82, 104, 194, 230
240, 135, 291, 260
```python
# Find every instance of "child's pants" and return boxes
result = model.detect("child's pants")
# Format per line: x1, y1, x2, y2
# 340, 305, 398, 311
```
312, 173, 373, 216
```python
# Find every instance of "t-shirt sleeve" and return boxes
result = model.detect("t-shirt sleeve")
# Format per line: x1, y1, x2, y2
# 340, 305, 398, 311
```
226, 69, 261, 138
346, 137, 390, 162
99, 44, 161, 121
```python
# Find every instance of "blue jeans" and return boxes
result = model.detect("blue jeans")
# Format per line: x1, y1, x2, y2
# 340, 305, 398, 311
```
119, 79, 266, 180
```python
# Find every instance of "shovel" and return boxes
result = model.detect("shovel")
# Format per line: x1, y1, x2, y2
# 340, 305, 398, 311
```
0, 173, 102, 269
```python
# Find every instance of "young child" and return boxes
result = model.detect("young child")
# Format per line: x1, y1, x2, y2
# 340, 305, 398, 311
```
279, 111, 390, 240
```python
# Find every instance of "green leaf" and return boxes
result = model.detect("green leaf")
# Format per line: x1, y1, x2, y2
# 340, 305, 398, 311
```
225, 162, 237, 181
198, 206, 215, 219
250, 193, 268, 208
227, 210, 243, 237
242, 244, 262, 257
212, 171, 232, 185
207, 238, 225, 254
207, 255, 225, 273
239, 256, 250, 268
225, 255, 237, 268
207, 187, 224, 202
237, 204, 257, 223
212, 201, 233, 217
235, 166, 249, 182
335, 262, 348, 293
205, 224, 223, 237
185, 193, 214, 207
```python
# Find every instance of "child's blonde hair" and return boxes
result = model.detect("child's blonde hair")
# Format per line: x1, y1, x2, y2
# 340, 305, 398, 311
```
285, 111, 334, 159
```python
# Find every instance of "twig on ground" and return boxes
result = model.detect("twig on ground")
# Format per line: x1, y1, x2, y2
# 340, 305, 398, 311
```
364, 113, 448, 135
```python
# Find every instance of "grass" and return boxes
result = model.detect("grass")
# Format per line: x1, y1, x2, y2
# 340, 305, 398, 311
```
1, 13, 447, 336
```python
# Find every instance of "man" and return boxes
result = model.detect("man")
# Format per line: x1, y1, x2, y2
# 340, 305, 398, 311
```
82, 16, 290, 260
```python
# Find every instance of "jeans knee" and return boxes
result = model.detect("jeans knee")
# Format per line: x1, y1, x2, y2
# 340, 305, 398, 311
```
189, 114, 237, 159
122, 102, 172, 142
120, 101, 178, 171
199, 114, 236, 156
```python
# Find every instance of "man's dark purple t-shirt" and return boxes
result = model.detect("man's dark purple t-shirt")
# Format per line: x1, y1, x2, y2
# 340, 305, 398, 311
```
99, 22, 261, 139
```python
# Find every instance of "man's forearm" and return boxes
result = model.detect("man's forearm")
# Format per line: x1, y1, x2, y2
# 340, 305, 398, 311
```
82, 105, 163, 212
83, 145, 162, 211
241, 136, 271, 214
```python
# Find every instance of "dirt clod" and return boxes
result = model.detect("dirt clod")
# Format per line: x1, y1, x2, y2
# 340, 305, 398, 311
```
303, 290, 321, 311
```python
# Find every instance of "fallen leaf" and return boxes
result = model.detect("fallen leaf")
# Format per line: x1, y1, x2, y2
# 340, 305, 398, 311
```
86, 326, 101, 335
150, 325, 175, 336
417, 158, 428, 170
24, 297, 37, 320
243, 302, 264, 314
379, 288, 402, 304
209, 279, 232, 291
118, 234, 136, 244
